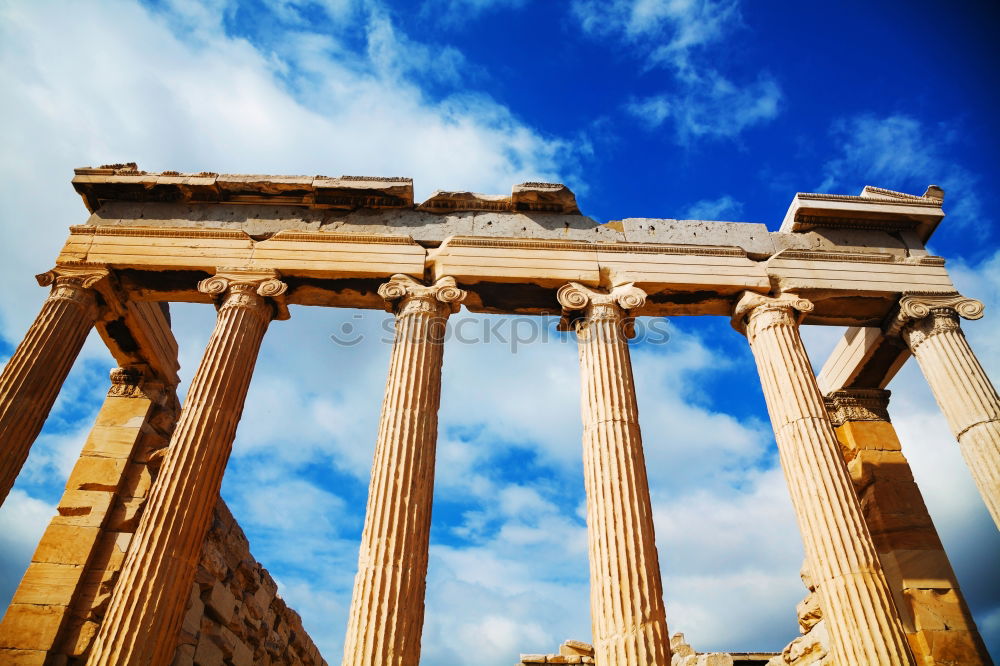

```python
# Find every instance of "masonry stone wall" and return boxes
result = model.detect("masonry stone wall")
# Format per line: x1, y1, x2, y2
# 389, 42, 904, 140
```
0, 379, 326, 665
172, 500, 326, 666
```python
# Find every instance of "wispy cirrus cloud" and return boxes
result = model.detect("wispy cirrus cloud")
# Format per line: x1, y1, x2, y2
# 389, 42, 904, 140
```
573, 0, 742, 79
626, 71, 780, 141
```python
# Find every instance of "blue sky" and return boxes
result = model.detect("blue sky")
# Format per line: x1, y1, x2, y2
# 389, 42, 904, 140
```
0, 1, 998, 663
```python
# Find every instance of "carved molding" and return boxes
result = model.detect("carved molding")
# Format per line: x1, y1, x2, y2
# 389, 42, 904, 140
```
773, 250, 946, 267
791, 216, 916, 233
731, 291, 814, 336
445, 236, 747, 257
774, 250, 896, 264
78, 225, 250, 240
860, 185, 932, 201
378, 274, 467, 317
884, 291, 984, 347
601, 243, 746, 258
269, 230, 418, 245
796, 192, 942, 208
825, 389, 892, 426
72, 224, 421, 247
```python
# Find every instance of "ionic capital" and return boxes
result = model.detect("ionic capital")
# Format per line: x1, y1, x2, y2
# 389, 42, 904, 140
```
198, 269, 289, 320
731, 291, 813, 337
825, 388, 892, 427
35, 265, 110, 317
378, 274, 466, 317
884, 291, 984, 350
557, 282, 646, 335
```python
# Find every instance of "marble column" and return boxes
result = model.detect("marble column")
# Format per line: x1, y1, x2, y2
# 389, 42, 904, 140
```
826, 389, 990, 665
0, 267, 107, 505
86, 271, 287, 666
558, 282, 670, 666
887, 292, 1000, 529
733, 291, 914, 666
342, 275, 465, 666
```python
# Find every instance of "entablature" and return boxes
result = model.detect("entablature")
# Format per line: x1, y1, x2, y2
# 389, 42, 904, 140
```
61, 167, 959, 324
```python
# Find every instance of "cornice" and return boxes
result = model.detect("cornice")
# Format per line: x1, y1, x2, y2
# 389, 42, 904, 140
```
73, 166, 581, 215
772, 250, 946, 266
795, 192, 942, 208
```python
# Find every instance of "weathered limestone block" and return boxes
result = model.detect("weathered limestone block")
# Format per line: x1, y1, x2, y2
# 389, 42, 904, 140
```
668, 634, 733, 666
767, 576, 831, 666
204, 580, 237, 625
172, 643, 196, 666
516, 641, 595, 665
193, 630, 226, 665
796, 592, 822, 634
559, 640, 593, 657
670, 633, 696, 660
511, 182, 580, 214
782, 620, 830, 666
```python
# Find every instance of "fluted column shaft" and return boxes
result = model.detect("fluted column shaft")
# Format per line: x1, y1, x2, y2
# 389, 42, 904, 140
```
342, 275, 465, 666
734, 292, 914, 666
0, 268, 106, 505
559, 282, 670, 666
86, 273, 286, 666
892, 294, 1000, 529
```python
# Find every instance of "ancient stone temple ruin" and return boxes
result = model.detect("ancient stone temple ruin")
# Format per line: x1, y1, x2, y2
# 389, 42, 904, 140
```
0, 165, 997, 665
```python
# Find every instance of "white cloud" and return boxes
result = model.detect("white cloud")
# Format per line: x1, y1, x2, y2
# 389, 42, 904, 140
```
573, 0, 740, 71
419, 0, 528, 23
818, 113, 982, 230
576, 0, 781, 143
0, 1, 994, 663
0, 490, 54, 604
682, 194, 744, 220
627, 71, 781, 141
0, 0, 579, 334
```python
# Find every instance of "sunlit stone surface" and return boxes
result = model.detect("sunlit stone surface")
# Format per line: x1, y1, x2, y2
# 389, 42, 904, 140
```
0, 168, 994, 665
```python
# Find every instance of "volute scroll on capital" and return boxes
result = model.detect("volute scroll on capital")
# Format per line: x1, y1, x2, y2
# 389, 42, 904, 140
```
556, 282, 647, 336
35, 264, 111, 316
197, 269, 290, 320
884, 291, 985, 342
730, 291, 814, 336
377, 274, 467, 316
